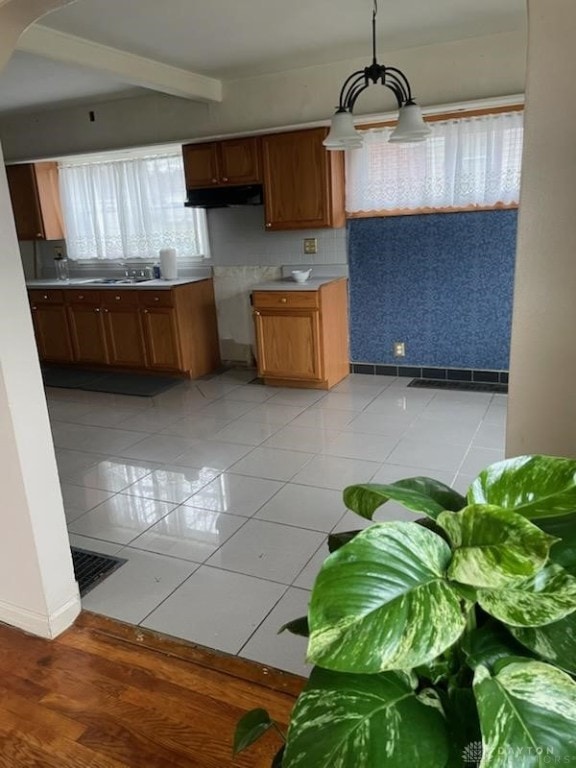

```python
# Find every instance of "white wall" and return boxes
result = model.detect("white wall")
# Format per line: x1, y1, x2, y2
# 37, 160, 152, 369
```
0, 0, 80, 639
206, 206, 347, 267
507, 0, 576, 458
0, 29, 526, 161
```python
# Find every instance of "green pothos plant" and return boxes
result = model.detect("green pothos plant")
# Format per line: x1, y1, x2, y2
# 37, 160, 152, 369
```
234, 455, 576, 767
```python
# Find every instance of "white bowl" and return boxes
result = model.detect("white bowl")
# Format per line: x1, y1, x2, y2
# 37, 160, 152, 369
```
291, 269, 312, 283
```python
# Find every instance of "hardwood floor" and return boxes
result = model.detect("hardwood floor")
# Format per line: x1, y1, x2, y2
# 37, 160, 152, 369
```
0, 612, 304, 767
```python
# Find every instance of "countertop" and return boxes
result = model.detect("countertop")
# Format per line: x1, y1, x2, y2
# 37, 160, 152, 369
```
26, 277, 209, 290
251, 276, 347, 292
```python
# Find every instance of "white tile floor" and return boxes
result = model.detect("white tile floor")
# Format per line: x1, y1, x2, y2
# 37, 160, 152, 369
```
49, 370, 507, 677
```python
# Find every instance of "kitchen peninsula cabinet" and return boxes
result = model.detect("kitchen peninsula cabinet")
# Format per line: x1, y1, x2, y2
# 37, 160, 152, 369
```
6, 162, 65, 240
28, 289, 73, 363
183, 137, 262, 188
252, 278, 349, 389
261, 128, 345, 231
27, 280, 220, 378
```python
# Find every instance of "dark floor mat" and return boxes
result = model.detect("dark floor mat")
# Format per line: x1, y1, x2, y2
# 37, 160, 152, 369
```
408, 378, 508, 394
42, 367, 105, 389
42, 367, 181, 397
71, 547, 127, 596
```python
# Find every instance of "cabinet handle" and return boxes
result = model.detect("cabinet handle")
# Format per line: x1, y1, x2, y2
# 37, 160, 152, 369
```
78, 294, 84, 299
143, 309, 149, 314
95, 307, 100, 312
32, 305, 37, 310
36, 233, 43, 238
211, 178, 218, 183
115, 295, 121, 300
222, 177, 228, 182
103, 308, 109, 313
253, 310, 261, 316
265, 223, 271, 228
43, 294, 48, 299
154, 297, 159, 301
280, 297, 287, 303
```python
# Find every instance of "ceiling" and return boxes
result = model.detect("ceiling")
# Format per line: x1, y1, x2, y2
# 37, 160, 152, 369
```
0, 0, 527, 115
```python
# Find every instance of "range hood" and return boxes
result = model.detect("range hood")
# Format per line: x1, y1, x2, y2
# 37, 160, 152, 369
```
185, 184, 264, 209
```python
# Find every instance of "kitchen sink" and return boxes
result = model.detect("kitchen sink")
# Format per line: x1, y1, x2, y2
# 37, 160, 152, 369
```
87, 277, 154, 285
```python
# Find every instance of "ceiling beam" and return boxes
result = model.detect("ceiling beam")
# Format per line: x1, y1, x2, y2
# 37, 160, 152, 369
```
16, 24, 223, 102
0, 0, 77, 73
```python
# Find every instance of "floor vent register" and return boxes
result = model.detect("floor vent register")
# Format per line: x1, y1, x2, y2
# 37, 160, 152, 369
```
70, 547, 127, 597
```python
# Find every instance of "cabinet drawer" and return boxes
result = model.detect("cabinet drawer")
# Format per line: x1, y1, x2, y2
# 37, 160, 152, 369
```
65, 289, 101, 304
28, 289, 64, 304
100, 289, 140, 306
252, 290, 319, 310
139, 290, 174, 308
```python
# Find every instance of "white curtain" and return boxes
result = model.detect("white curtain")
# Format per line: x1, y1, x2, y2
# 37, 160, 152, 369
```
59, 152, 209, 261
346, 111, 524, 213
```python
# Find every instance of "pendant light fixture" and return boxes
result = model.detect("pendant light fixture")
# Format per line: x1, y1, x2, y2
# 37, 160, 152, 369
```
323, 0, 431, 150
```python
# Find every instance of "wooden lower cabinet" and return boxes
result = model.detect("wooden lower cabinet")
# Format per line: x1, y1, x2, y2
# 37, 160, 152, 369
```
28, 280, 220, 378
254, 310, 321, 381
101, 291, 147, 368
30, 302, 74, 363
67, 303, 109, 364
141, 307, 182, 371
252, 278, 349, 389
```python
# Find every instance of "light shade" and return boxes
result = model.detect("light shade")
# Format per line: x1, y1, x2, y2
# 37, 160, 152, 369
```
389, 103, 431, 143
323, 110, 363, 150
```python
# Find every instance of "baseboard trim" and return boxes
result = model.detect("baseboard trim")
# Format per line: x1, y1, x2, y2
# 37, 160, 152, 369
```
0, 591, 81, 639
350, 363, 509, 385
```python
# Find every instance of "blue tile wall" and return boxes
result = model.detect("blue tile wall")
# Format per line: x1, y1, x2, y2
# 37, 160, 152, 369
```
348, 210, 517, 369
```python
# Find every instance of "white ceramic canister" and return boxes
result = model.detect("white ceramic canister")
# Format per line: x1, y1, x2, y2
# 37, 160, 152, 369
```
159, 248, 178, 280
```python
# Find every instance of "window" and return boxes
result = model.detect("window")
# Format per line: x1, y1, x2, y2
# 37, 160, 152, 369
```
346, 110, 524, 214
59, 150, 209, 261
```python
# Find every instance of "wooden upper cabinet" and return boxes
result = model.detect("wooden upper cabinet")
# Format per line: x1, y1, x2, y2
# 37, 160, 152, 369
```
182, 143, 220, 188
183, 137, 261, 188
261, 128, 345, 231
6, 162, 65, 241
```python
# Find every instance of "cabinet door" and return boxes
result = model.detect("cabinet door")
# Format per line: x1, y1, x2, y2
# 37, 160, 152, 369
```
6, 164, 44, 240
102, 306, 147, 367
30, 304, 74, 362
262, 128, 340, 230
254, 309, 322, 381
218, 138, 261, 185
6, 162, 64, 240
67, 304, 108, 364
182, 143, 219, 188
141, 308, 182, 370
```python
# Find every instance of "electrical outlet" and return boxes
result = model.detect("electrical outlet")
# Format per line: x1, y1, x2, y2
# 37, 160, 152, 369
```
393, 341, 406, 357
303, 238, 318, 255
53, 246, 64, 259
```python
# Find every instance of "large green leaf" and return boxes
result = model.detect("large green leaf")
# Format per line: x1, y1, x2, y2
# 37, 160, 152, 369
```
343, 477, 466, 522
437, 504, 557, 589
279, 615, 309, 638
233, 708, 273, 755
283, 667, 449, 768
308, 522, 468, 673
536, 515, 576, 575
468, 455, 576, 520
463, 621, 533, 672
473, 660, 576, 767
328, 530, 362, 553
511, 611, 576, 675
478, 564, 576, 627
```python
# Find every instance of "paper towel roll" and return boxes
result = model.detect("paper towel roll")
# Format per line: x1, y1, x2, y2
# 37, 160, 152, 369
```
159, 248, 178, 280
